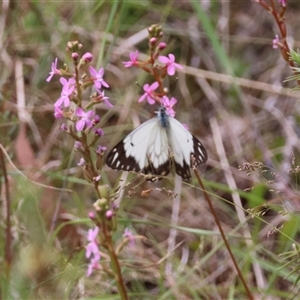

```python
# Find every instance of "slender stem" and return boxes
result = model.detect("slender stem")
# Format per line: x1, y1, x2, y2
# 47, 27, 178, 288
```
0, 147, 12, 274
194, 169, 253, 300
257, 0, 300, 85
101, 220, 129, 300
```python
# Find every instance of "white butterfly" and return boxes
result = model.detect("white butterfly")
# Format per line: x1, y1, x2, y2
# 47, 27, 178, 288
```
106, 106, 207, 180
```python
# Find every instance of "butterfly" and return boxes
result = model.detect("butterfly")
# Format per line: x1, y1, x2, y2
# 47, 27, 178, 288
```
106, 106, 207, 181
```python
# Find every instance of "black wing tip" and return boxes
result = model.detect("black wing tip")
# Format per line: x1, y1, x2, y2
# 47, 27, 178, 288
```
192, 135, 208, 166
106, 141, 141, 172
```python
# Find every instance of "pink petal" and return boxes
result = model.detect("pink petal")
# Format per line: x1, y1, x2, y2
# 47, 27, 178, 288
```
138, 93, 147, 103
143, 83, 150, 92
76, 120, 85, 131
174, 62, 183, 69
158, 56, 169, 64
150, 81, 159, 90
147, 96, 155, 105
75, 107, 85, 117
169, 97, 177, 106
86, 110, 95, 118
98, 68, 104, 77
62, 97, 70, 107
54, 97, 63, 107
168, 54, 175, 62
89, 66, 97, 77
167, 65, 176, 76
60, 77, 68, 86
101, 80, 109, 88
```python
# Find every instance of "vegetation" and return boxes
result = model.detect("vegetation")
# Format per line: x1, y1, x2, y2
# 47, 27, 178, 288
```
1, 1, 300, 299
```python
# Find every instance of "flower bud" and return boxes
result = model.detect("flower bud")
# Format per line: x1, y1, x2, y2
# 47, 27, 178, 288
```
88, 211, 96, 220
106, 210, 113, 219
158, 42, 167, 50
82, 52, 93, 62
72, 52, 79, 60
149, 37, 157, 46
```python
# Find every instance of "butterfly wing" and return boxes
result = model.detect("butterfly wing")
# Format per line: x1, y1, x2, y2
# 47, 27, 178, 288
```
106, 118, 171, 178
168, 117, 207, 180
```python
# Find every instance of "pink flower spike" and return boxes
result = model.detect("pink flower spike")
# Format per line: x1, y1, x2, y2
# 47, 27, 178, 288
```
138, 82, 159, 105
123, 50, 139, 68
75, 108, 96, 131
159, 54, 183, 76
54, 77, 75, 108
87, 227, 99, 242
162, 96, 177, 117
86, 256, 101, 277
89, 66, 109, 90
86, 227, 100, 259
273, 34, 280, 49
46, 57, 61, 82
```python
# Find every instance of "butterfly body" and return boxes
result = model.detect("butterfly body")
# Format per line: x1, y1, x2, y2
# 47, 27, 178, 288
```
106, 107, 207, 180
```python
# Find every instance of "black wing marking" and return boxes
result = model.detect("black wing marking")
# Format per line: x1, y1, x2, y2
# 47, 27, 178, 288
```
174, 158, 192, 181
143, 153, 171, 180
106, 140, 172, 180
174, 136, 207, 181
191, 134, 208, 167
106, 140, 141, 172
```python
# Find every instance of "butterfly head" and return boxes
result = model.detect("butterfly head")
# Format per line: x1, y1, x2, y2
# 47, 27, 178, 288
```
157, 106, 170, 128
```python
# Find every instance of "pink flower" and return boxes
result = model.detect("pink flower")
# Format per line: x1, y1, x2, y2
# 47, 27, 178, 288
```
74, 141, 83, 150
273, 34, 280, 49
93, 128, 104, 136
54, 106, 64, 119
85, 227, 101, 277
54, 77, 75, 107
92, 115, 101, 125
123, 228, 135, 248
162, 96, 177, 117
86, 256, 101, 277
95, 88, 113, 108
60, 124, 67, 131
89, 66, 109, 89
78, 157, 85, 166
46, 57, 61, 82
159, 54, 183, 76
96, 145, 107, 154
138, 82, 159, 104
93, 175, 101, 182
123, 50, 139, 68
86, 227, 100, 260
75, 108, 95, 131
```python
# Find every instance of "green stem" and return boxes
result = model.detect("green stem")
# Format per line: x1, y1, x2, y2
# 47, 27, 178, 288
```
102, 220, 128, 300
